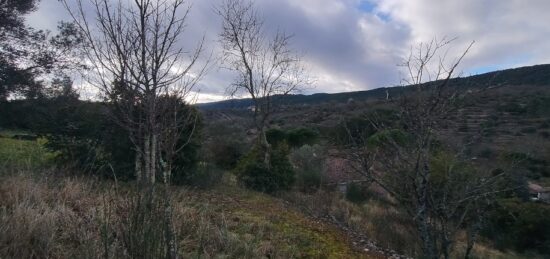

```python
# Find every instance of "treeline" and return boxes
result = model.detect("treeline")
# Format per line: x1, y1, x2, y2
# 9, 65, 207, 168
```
0, 98, 202, 184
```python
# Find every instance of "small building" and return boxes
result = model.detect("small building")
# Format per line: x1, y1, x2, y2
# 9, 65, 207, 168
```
528, 183, 550, 203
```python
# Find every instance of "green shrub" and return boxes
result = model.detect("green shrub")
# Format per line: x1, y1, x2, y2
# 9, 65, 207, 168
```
329, 109, 399, 146
183, 162, 224, 189
266, 128, 287, 147
498, 101, 526, 114
209, 140, 245, 170
367, 129, 409, 148
504, 152, 550, 179
266, 127, 319, 149
290, 144, 326, 192
526, 96, 550, 116
234, 144, 295, 193
286, 128, 319, 148
483, 198, 550, 254
520, 127, 537, 134
204, 123, 247, 170
345, 182, 369, 204
6, 98, 203, 183
478, 147, 494, 159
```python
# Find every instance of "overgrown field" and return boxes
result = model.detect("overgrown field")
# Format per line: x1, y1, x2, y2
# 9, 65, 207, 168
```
1, 133, 539, 258
0, 135, 374, 258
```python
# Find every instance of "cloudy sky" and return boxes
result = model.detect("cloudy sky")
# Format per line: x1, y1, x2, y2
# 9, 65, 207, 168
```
27, 0, 550, 103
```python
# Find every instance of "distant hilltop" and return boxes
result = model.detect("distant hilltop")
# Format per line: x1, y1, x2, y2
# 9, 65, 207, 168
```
199, 64, 550, 110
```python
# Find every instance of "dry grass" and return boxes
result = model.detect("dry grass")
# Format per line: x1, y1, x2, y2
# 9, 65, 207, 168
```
0, 171, 372, 258
282, 190, 420, 256
0, 136, 531, 258
0, 173, 102, 258
0, 136, 372, 258
282, 190, 532, 259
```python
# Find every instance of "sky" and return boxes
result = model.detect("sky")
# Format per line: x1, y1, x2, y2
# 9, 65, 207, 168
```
27, 0, 550, 103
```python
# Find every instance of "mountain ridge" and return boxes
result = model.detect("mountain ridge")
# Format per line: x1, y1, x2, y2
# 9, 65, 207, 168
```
198, 63, 550, 110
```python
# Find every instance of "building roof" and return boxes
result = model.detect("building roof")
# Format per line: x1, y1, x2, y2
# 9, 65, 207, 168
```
528, 183, 550, 193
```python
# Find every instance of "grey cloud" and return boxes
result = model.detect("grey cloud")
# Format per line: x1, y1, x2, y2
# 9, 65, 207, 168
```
26, 0, 550, 102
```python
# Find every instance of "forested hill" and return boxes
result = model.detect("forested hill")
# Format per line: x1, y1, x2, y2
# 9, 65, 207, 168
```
199, 64, 550, 110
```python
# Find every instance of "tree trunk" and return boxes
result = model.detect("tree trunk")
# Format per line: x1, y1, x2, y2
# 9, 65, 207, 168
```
164, 201, 177, 259
418, 218, 439, 259
258, 126, 271, 168
465, 214, 482, 258
150, 133, 157, 184
162, 164, 178, 259
144, 133, 151, 184
143, 132, 158, 185
135, 151, 142, 183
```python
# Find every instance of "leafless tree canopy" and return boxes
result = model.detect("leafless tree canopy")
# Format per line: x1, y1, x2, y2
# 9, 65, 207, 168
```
216, 0, 311, 156
61, 0, 207, 185
344, 39, 509, 259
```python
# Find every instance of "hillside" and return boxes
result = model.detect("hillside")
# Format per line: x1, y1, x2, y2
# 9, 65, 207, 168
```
2, 63, 549, 259
199, 64, 550, 110
1, 131, 526, 259
0, 134, 385, 258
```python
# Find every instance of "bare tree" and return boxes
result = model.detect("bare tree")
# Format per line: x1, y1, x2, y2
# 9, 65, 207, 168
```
344, 39, 508, 258
60, 1, 207, 257
216, 0, 311, 165
61, 0, 207, 186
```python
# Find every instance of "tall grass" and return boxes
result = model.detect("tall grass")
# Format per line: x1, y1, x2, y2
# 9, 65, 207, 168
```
0, 172, 343, 258
282, 190, 530, 259
0, 137, 364, 258
282, 190, 420, 256
0, 137, 55, 171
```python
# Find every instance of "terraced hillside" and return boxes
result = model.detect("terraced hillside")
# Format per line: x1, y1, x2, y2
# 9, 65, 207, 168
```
202, 65, 550, 185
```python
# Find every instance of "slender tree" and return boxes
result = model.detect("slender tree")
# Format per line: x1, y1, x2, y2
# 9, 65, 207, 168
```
61, 0, 207, 186
62, 1, 207, 257
344, 39, 509, 258
216, 0, 311, 165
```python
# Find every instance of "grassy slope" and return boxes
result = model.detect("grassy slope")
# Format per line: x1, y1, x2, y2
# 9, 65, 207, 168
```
0, 135, 376, 258
0, 135, 55, 170
1, 134, 535, 259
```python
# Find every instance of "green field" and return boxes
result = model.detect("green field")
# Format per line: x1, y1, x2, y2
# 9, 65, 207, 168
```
0, 132, 55, 171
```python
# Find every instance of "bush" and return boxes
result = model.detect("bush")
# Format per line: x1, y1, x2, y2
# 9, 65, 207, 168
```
4, 98, 203, 183
329, 109, 399, 146
290, 144, 326, 192
182, 162, 224, 189
504, 152, 550, 179
234, 144, 295, 193
498, 101, 526, 114
367, 129, 409, 148
345, 182, 369, 204
266, 128, 287, 147
526, 96, 550, 116
483, 198, 550, 254
266, 127, 319, 149
203, 122, 247, 170
520, 127, 537, 134
286, 128, 319, 148
208, 140, 245, 170
478, 147, 494, 159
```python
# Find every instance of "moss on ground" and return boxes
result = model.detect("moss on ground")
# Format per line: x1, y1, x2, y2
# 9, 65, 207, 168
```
181, 186, 371, 258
